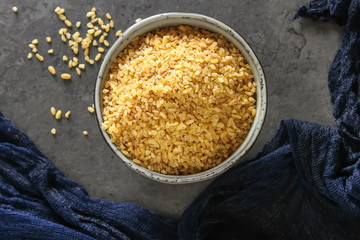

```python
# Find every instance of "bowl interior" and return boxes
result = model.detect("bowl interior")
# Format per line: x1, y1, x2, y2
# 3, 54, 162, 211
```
95, 13, 267, 184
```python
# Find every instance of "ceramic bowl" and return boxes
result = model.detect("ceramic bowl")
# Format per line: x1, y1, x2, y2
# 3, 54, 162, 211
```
94, 12, 267, 184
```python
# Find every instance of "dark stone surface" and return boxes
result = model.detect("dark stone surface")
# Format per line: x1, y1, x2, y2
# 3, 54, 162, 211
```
0, 0, 341, 218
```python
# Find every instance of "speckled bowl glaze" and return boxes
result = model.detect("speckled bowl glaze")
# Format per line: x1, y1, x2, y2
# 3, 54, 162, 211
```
95, 12, 267, 184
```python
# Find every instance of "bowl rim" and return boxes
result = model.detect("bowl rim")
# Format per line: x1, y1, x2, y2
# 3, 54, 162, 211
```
94, 12, 267, 184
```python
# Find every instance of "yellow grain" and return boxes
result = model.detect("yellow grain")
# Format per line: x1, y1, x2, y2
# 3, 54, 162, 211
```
12, 6, 18, 13
84, 48, 89, 56
27, 53, 33, 59
50, 107, 56, 116
79, 64, 85, 69
35, 53, 44, 62
115, 30, 122, 37
94, 30, 102, 37
64, 19, 72, 27
76, 21, 81, 28
86, 11, 95, 18
104, 40, 109, 47
135, 18, 142, 23
98, 18, 104, 26
46, 37, 52, 43
95, 53, 101, 61
48, 66, 56, 75
48, 49, 54, 54
102, 25, 257, 175
59, 14, 66, 21
51, 128, 56, 135
76, 67, 81, 75
98, 47, 104, 52
61, 73, 71, 80
104, 24, 110, 33
58, 8, 65, 14
83, 131, 88, 136
63, 55, 68, 61
106, 13, 112, 20
73, 47, 79, 55
87, 106, 95, 113
55, 110, 62, 120
32, 39, 39, 45
65, 111, 71, 119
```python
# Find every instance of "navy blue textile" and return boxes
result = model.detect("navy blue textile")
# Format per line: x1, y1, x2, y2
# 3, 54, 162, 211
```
1, 0, 360, 239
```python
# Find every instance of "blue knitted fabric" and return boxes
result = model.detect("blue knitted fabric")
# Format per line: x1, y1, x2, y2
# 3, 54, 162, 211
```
1, 0, 360, 239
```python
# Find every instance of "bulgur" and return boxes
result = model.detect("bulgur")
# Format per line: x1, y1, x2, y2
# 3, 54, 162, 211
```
102, 25, 256, 175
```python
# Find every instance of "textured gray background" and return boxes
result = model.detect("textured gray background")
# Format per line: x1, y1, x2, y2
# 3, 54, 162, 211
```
0, 0, 341, 218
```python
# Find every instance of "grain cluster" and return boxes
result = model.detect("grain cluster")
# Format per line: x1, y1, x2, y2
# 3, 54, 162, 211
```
102, 25, 257, 175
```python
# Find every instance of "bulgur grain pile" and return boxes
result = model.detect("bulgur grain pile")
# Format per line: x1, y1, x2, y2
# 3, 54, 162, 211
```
102, 25, 256, 175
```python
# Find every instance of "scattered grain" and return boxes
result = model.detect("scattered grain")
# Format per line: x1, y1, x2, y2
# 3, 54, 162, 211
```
61, 35, 67, 42
27, 53, 33, 59
55, 110, 62, 119
65, 111, 71, 119
115, 30, 122, 37
61, 73, 71, 80
59, 14, 66, 21
94, 30, 102, 37
86, 11, 95, 18
12, 6, 18, 13
51, 107, 56, 116
83, 131, 88, 136
35, 53, 44, 62
95, 53, 101, 61
87, 22, 94, 28
51, 128, 56, 135
99, 35, 105, 43
76, 67, 81, 75
48, 66, 56, 75
88, 106, 95, 113
98, 18, 104, 26
64, 19, 72, 27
